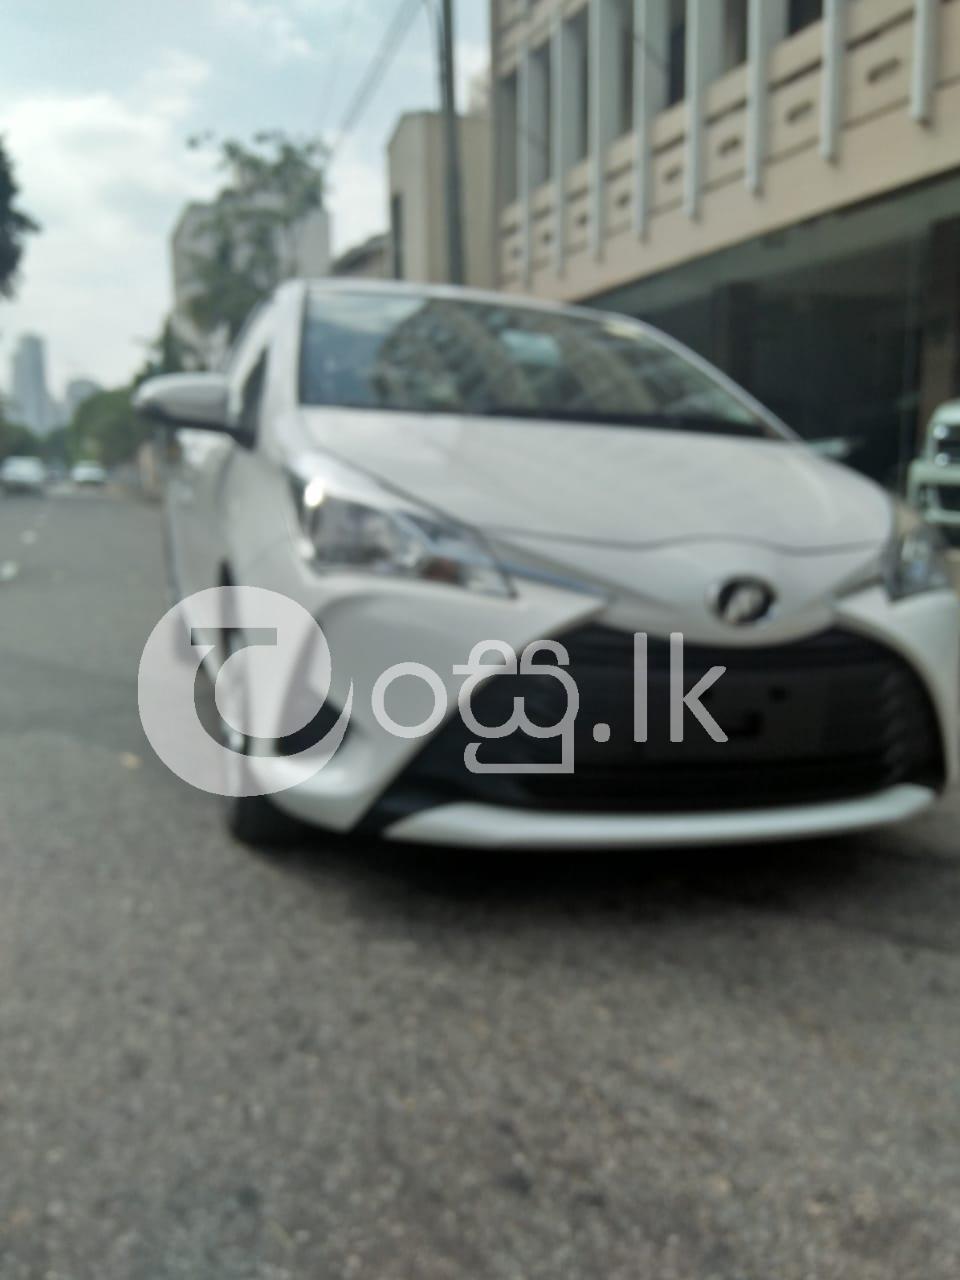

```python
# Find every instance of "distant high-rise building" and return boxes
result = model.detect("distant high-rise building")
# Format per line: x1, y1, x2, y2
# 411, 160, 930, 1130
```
65, 378, 102, 421
9, 334, 53, 436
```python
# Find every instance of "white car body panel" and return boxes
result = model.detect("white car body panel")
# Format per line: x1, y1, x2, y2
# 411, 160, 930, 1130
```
299, 411, 891, 551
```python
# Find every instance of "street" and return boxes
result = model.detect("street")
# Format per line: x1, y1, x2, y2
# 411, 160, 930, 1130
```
0, 490, 959, 1280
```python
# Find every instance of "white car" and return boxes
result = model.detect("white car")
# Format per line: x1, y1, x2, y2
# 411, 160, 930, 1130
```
1, 455, 47, 496
71, 461, 108, 487
907, 400, 960, 545
135, 281, 959, 850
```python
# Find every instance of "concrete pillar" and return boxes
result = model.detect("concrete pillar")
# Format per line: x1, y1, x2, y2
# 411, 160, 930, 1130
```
820, 0, 846, 162
912, 0, 939, 124
746, 0, 788, 192
552, 15, 578, 273
518, 43, 533, 281
684, 0, 724, 219
590, 0, 620, 258
634, 0, 670, 235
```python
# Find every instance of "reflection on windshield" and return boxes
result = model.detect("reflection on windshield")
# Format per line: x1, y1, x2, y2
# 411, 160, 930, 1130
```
300, 291, 779, 438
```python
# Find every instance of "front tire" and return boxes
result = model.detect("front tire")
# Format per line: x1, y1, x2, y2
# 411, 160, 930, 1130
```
219, 623, 301, 851
223, 788, 298, 849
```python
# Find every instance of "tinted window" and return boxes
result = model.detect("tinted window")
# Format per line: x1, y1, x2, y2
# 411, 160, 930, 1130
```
300, 290, 779, 438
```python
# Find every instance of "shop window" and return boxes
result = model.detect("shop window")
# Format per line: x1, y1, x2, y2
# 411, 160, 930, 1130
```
788, 0, 823, 35
529, 42, 553, 185
570, 8, 590, 160
499, 72, 519, 203
667, 0, 687, 106
724, 0, 749, 70
618, 0, 636, 135
390, 194, 404, 279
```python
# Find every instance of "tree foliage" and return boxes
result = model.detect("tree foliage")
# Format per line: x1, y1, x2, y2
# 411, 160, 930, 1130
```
71, 388, 148, 468
0, 138, 39, 298
185, 131, 327, 342
133, 317, 198, 386
0, 414, 39, 461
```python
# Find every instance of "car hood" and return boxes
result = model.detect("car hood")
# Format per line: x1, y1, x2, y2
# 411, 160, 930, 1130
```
298, 409, 892, 552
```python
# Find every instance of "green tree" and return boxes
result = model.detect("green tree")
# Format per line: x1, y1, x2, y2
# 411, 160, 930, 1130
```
0, 416, 40, 461
185, 131, 327, 342
0, 138, 39, 297
71, 388, 147, 468
133, 317, 198, 385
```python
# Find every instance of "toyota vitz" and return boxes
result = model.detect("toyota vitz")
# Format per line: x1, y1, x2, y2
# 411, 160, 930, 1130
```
135, 281, 959, 849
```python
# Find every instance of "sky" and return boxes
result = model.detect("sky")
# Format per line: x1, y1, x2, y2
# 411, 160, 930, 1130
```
0, 0, 489, 398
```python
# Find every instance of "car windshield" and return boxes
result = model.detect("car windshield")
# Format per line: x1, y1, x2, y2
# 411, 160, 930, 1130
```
300, 290, 782, 438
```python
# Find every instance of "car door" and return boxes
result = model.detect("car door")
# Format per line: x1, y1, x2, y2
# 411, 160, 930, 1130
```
167, 306, 274, 600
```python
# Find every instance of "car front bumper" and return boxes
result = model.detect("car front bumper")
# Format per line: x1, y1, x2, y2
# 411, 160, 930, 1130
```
231, 530, 960, 849
380, 784, 937, 849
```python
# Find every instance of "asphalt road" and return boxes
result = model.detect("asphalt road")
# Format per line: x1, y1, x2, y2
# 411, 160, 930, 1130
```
0, 490, 959, 1280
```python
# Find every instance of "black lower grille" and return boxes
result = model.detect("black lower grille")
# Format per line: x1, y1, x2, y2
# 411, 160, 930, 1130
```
370, 627, 944, 823
936, 487, 960, 513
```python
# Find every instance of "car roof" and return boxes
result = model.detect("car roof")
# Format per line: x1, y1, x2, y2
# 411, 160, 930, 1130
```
293, 276, 635, 326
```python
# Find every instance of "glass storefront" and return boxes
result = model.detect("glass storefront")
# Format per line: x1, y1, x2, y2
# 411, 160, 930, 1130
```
591, 171, 960, 489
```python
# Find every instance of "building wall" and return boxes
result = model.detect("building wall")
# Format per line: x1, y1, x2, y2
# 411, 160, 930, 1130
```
388, 112, 494, 289
492, 0, 960, 301
331, 234, 390, 280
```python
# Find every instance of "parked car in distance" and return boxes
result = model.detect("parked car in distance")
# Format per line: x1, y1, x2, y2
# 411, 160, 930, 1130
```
135, 280, 959, 852
907, 400, 960, 546
71, 461, 108, 487
1, 455, 47, 495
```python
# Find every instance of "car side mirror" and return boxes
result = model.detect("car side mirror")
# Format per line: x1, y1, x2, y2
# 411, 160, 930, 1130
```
133, 373, 233, 434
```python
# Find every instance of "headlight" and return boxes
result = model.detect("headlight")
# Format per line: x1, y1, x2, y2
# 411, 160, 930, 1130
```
886, 511, 952, 599
290, 461, 513, 598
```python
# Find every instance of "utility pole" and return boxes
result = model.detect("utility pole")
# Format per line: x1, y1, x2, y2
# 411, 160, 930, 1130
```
437, 0, 466, 285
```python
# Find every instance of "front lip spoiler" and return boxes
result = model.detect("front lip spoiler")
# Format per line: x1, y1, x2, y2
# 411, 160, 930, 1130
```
380, 784, 937, 850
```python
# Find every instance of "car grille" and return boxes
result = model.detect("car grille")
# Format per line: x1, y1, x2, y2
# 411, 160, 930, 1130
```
936, 487, 960, 513
370, 627, 944, 822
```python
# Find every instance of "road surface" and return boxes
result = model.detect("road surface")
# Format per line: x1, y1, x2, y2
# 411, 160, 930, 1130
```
0, 490, 958, 1280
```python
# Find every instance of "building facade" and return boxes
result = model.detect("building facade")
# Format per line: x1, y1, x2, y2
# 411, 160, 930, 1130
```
388, 111, 495, 289
331, 233, 390, 280
492, 0, 960, 483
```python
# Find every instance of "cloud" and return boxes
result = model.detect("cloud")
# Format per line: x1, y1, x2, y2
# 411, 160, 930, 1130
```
0, 52, 217, 391
141, 50, 213, 119
323, 33, 491, 260
327, 143, 387, 258
456, 39, 489, 110
212, 0, 315, 63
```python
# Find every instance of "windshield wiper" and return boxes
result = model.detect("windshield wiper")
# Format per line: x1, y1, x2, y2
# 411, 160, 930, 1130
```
471, 405, 770, 437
